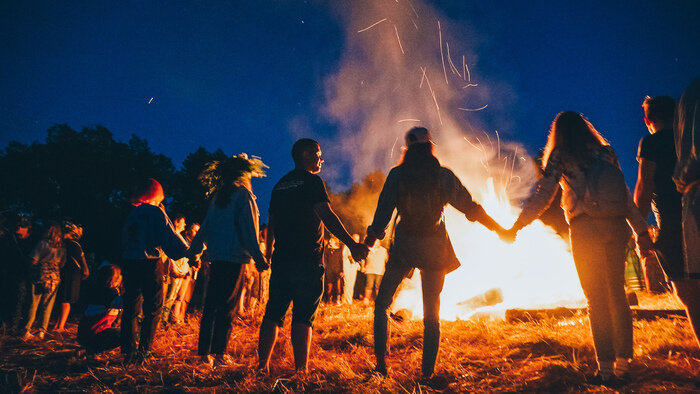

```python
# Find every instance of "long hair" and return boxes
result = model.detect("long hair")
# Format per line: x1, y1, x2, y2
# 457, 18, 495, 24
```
541, 111, 609, 168
43, 222, 63, 248
396, 142, 443, 224
199, 154, 267, 209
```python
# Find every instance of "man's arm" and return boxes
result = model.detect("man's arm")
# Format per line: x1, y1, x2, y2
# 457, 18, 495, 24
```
314, 202, 369, 261
633, 158, 656, 220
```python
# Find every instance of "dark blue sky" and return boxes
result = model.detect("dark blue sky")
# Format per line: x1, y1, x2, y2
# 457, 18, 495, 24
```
2, 1, 699, 219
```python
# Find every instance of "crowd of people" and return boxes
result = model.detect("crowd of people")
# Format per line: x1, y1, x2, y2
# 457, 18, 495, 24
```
1, 76, 699, 388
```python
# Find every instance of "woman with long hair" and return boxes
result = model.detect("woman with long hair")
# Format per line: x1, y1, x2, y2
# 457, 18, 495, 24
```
364, 127, 507, 378
189, 154, 268, 367
23, 222, 66, 340
507, 111, 653, 385
53, 222, 89, 331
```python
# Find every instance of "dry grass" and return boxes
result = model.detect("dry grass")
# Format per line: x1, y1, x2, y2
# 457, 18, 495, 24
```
1, 293, 698, 393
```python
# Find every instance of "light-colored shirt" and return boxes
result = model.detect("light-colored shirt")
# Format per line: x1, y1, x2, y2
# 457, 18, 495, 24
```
364, 245, 388, 275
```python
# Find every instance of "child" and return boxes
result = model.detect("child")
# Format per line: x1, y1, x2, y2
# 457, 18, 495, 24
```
77, 264, 123, 355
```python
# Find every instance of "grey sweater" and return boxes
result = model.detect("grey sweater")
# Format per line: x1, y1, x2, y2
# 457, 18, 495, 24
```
189, 186, 265, 266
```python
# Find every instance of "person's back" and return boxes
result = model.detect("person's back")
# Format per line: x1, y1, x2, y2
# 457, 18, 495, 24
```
269, 169, 327, 264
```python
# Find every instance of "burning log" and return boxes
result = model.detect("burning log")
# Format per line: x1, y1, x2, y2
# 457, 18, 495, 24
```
457, 288, 503, 311
506, 307, 687, 324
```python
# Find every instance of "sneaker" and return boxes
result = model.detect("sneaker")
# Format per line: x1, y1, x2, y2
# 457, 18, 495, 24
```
199, 354, 214, 367
214, 354, 235, 367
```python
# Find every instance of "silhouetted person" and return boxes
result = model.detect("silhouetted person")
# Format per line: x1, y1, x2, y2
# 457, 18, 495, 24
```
634, 95, 680, 294
120, 178, 188, 363
365, 127, 507, 379
54, 222, 89, 331
672, 76, 700, 348
189, 154, 268, 367
258, 138, 369, 373
0, 216, 34, 335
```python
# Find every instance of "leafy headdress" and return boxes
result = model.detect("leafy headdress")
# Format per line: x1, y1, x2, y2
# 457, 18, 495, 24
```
199, 153, 268, 200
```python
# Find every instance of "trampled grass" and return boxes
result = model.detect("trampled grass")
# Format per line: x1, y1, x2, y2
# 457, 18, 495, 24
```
1, 293, 698, 392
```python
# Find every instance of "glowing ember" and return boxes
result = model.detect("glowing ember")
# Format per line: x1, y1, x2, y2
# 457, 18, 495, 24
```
392, 177, 586, 320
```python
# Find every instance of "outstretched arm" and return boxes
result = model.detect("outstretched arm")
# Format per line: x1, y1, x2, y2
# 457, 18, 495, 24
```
314, 202, 369, 261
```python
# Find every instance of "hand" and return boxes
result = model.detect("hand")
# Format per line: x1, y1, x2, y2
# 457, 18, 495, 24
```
189, 256, 201, 269
255, 257, 270, 272
635, 232, 654, 258
674, 177, 687, 193
498, 227, 517, 244
349, 241, 370, 262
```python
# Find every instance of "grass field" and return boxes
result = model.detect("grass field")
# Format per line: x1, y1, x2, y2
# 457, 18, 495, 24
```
1, 292, 698, 392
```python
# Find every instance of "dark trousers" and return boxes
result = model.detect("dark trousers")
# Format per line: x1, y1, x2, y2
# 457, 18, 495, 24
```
120, 259, 163, 355
84, 328, 121, 354
198, 261, 244, 356
0, 274, 27, 332
374, 264, 445, 376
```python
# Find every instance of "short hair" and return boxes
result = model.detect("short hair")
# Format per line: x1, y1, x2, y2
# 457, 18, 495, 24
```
171, 213, 186, 223
291, 138, 319, 164
643, 96, 675, 124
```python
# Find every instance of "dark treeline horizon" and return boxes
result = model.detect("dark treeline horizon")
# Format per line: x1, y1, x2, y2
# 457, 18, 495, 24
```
0, 124, 384, 265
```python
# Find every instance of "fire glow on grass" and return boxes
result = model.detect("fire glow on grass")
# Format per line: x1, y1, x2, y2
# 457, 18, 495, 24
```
392, 177, 586, 320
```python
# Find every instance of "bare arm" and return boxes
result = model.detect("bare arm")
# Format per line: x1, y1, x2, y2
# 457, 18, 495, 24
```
314, 202, 369, 261
633, 158, 656, 220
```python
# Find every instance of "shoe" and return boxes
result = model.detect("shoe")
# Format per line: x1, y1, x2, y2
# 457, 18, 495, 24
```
588, 372, 626, 388
199, 354, 214, 367
214, 354, 235, 367
37, 331, 45, 340
373, 363, 388, 377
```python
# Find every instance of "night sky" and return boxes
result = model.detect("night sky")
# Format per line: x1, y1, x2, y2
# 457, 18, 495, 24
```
2, 1, 699, 221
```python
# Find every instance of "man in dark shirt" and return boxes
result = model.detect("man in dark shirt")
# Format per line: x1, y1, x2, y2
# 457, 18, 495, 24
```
634, 95, 699, 346
258, 138, 369, 373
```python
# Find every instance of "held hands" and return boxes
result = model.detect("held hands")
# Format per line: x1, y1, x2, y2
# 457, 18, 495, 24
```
255, 256, 270, 272
496, 226, 517, 244
349, 241, 370, 263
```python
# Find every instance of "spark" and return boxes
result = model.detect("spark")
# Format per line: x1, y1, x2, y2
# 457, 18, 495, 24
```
462, 55, 466, 81
411, 18, 418, 30
398, 118, 421, 123
148, 97, 154, 104
475, 136, 490, 172
357, 18, 387, 33
463, 136, 482, 151
464, 56, 472, 82
438, 21, 448, 85
407, 0, 419, 19
495, 129, 501, 159
462, 83, 479, 89
419, 66, 427, 88
458, 104, 488, 112
506, 147, 518, 190
394, 24, 405, 54
422, 69, 443, 126
391, 137, 399, 158
446, 42, 462, 78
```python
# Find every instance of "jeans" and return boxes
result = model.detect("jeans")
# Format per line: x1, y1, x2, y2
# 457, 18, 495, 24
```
198, 261, 244, 355
374, 264, 445, 376
24, 283, 58, 334
162, 276, 185, 324
342, 264, 358, 304
569, 214, 633, 362
120, 259, 164, 355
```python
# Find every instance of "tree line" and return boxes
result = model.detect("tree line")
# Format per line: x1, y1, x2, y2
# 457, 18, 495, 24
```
0, 124, 385, 263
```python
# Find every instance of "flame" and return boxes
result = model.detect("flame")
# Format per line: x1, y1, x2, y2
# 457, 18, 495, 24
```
392, 177, 586, 320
